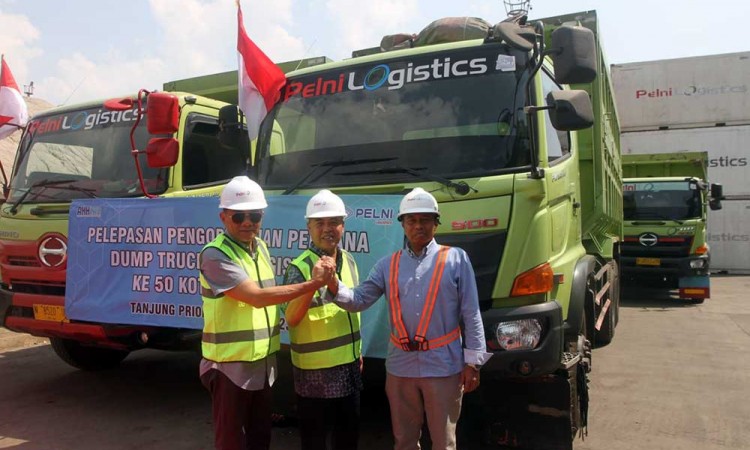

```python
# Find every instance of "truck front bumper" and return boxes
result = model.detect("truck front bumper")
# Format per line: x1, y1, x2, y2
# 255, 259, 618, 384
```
1, 288, 137, 350
482, 301, 564, 378
620, 253, 710, 279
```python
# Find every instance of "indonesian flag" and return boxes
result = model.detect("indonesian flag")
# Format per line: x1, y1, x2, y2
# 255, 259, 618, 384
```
0, 56, 28, 140
236, 2, 286, 141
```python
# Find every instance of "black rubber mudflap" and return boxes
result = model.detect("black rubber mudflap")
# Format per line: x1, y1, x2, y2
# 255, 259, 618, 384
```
458, 371, 577, 450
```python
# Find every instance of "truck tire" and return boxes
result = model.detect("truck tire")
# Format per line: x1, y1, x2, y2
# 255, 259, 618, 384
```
595, 262, 619, 346
579, 309, 593, 373
568, 322, 592, 441
584, 275, 597, 350
612, 261, 621, 326
50, 338, 129, 371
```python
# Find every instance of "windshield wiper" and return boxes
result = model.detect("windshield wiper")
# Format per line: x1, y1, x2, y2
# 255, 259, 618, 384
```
631, 212, 684, 225
8, 178, 96, 215
282, 157, 397, 195
341, 166, 477, 196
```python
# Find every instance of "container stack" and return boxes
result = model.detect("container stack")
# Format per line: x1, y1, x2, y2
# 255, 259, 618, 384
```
612, 52, 750, 272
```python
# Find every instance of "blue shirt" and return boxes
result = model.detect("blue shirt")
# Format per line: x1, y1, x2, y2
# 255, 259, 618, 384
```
331, 239, 491, 378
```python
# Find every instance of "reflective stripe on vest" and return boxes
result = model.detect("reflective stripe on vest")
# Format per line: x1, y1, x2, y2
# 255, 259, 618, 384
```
388, 246, 460, 352
288, 249, 361, 369
200, 234, 280, 363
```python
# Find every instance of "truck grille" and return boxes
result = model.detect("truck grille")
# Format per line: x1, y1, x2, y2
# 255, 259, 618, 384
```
620, 235, 693, 258
5, 281, 66, 296
6, 256, 40, 267
1, 240, 67, 296
437, 231, 506, 309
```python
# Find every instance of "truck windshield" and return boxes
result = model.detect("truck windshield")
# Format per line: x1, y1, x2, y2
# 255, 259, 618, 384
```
623, 181, 702, 221
8, 106, 167, 203
257, 45, 529, 190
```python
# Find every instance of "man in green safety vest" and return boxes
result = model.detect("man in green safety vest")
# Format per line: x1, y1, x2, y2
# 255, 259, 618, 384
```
283, 189, 362, 450
199, 176, 336, 450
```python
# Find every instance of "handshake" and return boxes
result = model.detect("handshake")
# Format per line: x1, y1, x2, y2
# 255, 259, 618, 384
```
312, 256, 338, 289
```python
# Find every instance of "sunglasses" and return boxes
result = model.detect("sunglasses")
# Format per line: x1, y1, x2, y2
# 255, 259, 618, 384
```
229, 211, 264, 224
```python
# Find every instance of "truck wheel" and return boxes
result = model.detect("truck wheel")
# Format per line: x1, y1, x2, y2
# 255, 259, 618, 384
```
689, 298, 705, 304
612, 261, 621, 326
50, 338, 129, 371
595, 262, 618, 347
568, 333, 591, 441
595, 303, 615, 346
573, 309, 592, 373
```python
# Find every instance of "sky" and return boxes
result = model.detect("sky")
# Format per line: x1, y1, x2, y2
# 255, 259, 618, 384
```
1, 0, 749, 107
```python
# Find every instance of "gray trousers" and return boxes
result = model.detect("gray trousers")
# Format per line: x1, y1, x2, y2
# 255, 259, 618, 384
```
385, 372, 463, 450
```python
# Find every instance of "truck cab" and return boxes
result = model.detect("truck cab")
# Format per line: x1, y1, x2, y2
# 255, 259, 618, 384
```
0, 93, 238, 369
621, 151, 723, 302
237, 10, 620, 448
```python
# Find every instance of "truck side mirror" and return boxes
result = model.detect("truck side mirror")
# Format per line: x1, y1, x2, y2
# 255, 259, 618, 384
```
709, 183, 724, 211
545, 90, 594, 131
489, 22, 535, 51
550, 25, 597, 85
103, 97, 135, 111
147, 92, 179, 135
218, 105, 245, 150
145, 138, 180, 168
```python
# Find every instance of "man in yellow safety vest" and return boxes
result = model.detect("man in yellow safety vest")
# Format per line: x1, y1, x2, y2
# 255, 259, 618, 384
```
199, 176, 335, 450
283, 189, 362, 450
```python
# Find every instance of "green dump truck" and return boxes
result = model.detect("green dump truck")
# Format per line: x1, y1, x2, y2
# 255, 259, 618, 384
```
197, 10, 622, 449
0, 91, 243, 369
621, 151, 723, 303
0, 58, 327, 370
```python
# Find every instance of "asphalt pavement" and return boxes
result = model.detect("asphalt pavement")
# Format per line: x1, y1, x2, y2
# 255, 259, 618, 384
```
0, 275, 748, 449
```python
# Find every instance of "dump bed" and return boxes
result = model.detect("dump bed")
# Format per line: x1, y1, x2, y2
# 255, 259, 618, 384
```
622, 151, 708, 180
538, 11, 622, 255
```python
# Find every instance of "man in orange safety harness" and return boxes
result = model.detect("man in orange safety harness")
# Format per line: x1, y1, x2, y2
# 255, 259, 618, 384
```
323, 187, 491, 450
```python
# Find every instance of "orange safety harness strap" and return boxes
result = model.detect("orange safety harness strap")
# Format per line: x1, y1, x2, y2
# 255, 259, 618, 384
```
389, 326, 461, 351
388, 246, 460, 351
388, 251, 410, 343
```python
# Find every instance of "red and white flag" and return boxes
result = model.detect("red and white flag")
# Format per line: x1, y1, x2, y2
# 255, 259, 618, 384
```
236, 2, 286, 141
0, 56, 29, 140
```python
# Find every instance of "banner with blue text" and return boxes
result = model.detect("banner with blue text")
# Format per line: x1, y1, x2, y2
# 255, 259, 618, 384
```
65, 195, 402, 357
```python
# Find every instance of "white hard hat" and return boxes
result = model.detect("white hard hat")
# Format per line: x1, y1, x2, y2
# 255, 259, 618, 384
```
398, 187, 439, 219
219, 176, 268, 210
305, 189, 348, 219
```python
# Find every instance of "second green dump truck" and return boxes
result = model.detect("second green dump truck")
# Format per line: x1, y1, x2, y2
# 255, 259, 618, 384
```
621, 152, 723, 303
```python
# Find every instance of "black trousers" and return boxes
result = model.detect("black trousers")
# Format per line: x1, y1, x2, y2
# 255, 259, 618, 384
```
297, 393, 360, 450
200, 368, 273, 450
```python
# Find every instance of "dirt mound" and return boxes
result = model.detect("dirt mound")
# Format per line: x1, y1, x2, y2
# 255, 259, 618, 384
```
0, 97, 55, 181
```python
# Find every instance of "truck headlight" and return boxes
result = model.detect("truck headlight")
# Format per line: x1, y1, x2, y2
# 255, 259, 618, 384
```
690, 259, 706, 269
494, 319, 542, 351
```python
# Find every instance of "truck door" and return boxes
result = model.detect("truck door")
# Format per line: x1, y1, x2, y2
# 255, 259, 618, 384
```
541, 70, 578, 261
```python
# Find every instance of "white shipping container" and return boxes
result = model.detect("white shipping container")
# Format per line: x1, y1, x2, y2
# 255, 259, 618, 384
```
622, 125, 750, 272
612, 52, 750, 132
621, 126, 750, 195
706, 200, 750, 273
